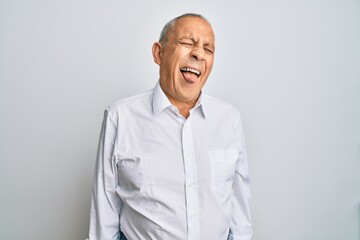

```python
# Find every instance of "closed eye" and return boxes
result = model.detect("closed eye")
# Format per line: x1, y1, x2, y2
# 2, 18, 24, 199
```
205, 48, 214, 54
179, 41, 194, 47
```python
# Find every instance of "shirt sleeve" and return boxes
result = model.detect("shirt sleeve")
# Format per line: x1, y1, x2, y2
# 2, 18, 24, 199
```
228, 112, 253, 240
89, 109, 122, 240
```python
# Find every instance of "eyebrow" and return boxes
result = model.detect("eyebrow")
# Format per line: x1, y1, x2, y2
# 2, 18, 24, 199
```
178, 37, 215, 48
204, 42, 215, 49
178, 37, 195, 42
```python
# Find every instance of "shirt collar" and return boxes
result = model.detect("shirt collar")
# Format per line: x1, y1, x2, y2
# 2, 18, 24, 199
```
152, 81, 207, 118
193, 91, 206, 118
152, 81, 172, 116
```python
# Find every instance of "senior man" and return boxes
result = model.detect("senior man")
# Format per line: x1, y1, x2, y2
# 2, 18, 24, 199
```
89, 13, 253, 240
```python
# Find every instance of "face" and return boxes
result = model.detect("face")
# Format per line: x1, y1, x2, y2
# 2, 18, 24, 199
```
152, 16, 215, 107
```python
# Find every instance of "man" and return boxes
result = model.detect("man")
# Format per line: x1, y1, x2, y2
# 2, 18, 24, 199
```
89, 13, 253, 240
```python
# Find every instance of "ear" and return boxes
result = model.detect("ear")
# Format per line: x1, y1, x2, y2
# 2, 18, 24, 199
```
152, 42, 163, 65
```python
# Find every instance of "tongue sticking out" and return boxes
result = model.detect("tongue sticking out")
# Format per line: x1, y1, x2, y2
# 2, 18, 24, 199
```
181, 71, 198, 84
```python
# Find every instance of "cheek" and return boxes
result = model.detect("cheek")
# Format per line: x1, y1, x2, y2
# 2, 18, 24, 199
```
207, 57, 214, 68
172, 63, 181, 79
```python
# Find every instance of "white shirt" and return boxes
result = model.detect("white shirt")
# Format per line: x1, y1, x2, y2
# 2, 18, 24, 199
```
89, 82, 253, 240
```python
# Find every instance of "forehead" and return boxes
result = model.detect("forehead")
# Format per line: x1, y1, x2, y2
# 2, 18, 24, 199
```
171, 17, 215, 43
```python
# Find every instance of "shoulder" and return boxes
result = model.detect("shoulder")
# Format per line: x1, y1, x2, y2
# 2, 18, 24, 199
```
104, 89, 154, 120
203, 94, 240, 115
202, 94, 242, 128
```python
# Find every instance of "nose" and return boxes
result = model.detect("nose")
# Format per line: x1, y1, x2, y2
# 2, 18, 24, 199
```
190, 47, 205, 61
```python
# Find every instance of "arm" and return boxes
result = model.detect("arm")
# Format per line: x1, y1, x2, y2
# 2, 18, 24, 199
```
228, 113, 253, 240
89, 110, 122, 240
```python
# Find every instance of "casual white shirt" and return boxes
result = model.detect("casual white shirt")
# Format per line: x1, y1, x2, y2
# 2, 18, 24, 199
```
89, 82, 253, 240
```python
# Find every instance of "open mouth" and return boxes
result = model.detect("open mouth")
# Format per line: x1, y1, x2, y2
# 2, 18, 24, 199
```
180, 67, 201, 77
180, 67, 201, 83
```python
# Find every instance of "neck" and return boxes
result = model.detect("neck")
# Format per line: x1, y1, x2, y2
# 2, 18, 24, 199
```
166, 94, 199, 119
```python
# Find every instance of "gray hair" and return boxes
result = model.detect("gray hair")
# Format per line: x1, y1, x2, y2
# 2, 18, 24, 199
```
159, 13, 209, 46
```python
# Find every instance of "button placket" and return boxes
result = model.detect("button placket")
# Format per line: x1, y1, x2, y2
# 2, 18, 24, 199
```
181, 120, 199, 240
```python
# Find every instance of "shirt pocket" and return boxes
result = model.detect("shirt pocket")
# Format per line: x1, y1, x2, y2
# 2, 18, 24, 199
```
116, 156, 143, 198
208, 149, 238, 194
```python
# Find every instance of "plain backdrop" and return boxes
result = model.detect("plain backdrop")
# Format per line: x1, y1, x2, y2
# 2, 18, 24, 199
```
0, 1, 359, 240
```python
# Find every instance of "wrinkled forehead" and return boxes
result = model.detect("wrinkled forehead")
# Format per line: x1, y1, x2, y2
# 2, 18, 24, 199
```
172, 16, 215, 43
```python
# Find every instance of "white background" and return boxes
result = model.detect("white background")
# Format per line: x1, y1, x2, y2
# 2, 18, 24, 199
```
0, 1, 359, 240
